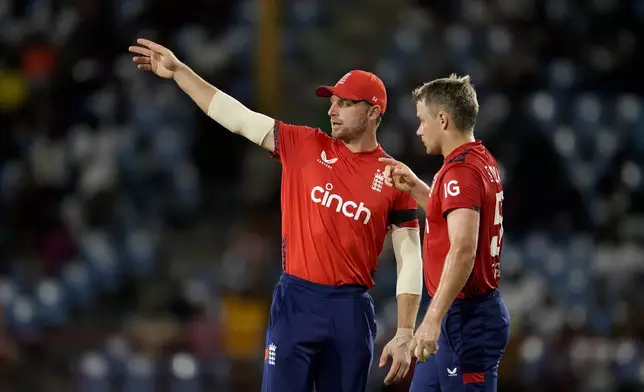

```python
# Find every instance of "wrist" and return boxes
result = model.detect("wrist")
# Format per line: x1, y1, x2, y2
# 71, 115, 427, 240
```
423, 312, 441, 326
391, 328, 414, 347
172, 62, 189, 81
410, 181, 430, 199
395, 328, 414, 338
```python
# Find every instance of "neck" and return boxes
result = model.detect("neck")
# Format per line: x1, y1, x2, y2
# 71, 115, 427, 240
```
441, 130, 476, 158
342, 129, 379, 153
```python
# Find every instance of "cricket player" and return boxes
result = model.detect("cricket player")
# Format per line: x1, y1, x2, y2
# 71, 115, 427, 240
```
128, 39, 424, 392
380, 74, 511, 391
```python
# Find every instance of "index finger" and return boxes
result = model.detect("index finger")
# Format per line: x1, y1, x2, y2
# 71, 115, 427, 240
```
378, 157, 399, 166
137, 38, 170, 55
383, 164, 393, 178
408, 339, 418, 357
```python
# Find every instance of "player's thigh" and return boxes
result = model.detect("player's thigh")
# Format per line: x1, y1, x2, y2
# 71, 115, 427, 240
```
314, 293, 376, 392
458, 295, 511, 392
313, 341, 373, 392
261, 283, 320, 392
262, 348, 316, 392
434, 330, 465, 392
410, 354, 441, 392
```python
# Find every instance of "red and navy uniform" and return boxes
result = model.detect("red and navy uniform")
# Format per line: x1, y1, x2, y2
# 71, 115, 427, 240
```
273, 121, 417, 287
412, 141, 511, 392
262, 121, 418, 392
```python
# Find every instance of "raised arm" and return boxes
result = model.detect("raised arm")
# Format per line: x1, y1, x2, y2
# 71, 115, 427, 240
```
129, 38, 276, 151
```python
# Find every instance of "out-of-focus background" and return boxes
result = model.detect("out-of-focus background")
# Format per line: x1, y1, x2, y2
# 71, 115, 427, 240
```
1, 0, 643, 391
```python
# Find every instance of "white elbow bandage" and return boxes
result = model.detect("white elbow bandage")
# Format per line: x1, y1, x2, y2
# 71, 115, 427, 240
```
207, 90, 275, 145
392, 227, 423, 296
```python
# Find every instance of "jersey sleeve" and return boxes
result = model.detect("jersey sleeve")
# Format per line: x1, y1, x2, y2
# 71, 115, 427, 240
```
388, 190, 419, 228
439, 164, 484, 217
270, 121, 321, 165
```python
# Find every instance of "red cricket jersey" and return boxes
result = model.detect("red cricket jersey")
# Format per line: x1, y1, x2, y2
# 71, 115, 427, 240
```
423, 140, 504, 299
271, 121, 419, 288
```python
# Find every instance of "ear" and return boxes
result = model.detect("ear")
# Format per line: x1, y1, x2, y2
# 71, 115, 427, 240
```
438, 111, 450, 131
368, 104, 382, 121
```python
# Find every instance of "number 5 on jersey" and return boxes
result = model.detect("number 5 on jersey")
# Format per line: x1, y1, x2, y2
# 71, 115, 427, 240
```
490, 191, 504, 279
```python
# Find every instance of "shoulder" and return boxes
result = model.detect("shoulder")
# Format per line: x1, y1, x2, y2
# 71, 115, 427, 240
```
273, 121, 333, 161
378, 148, 393, 159
446, 148, 473, 164
442, 146, 495, 181
275, 120, 330, 141
271, 121, 333, 164
447, 144, 497, 165
439, 162, 482, 182
446, 145, 502, 188
436, 163, 488, 201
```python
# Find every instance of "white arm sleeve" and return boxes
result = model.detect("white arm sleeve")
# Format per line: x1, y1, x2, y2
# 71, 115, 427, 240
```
391, 226, 423, 296
207, 90, 275, 146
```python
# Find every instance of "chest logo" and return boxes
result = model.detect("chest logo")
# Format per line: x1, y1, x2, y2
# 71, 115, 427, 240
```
310, 183, 372, 225
371, 169, 385, 193
317, 150, 338, 169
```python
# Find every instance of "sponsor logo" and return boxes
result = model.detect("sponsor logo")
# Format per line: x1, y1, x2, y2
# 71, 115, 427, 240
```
310, 183, 372, 224
443, 180, 460, 197
317, 150, 338, 169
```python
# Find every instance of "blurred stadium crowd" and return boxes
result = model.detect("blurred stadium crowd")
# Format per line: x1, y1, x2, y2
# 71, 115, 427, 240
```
1, 0, 643, 391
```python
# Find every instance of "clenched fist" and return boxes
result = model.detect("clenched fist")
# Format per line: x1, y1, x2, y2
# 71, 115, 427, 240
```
379, 157, 421, 193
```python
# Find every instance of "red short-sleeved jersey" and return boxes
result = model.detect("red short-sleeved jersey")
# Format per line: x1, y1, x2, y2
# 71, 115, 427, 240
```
271, 121, 419, 288
423, 141, 504, 299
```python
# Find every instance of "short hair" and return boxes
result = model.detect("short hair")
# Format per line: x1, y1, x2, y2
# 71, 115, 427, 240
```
412, 74, 479, 132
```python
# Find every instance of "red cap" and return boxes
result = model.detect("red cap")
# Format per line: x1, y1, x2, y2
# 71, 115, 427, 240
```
315, 70, 387, 115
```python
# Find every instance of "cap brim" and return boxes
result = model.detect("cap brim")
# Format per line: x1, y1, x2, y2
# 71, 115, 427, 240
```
315, 86, 334, 97
315, 86, 361, 101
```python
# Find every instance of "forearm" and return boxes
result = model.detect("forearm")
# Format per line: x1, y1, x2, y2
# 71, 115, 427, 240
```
424, 246, 475, 324
396, 293, 420, 329
410, 181, 431, 209
172, 63, 275, 147
173, 63, 217, 114
391, 227, 423, 331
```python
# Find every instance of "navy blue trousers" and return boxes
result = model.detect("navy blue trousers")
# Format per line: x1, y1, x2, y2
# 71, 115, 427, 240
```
411, 290, 511, 392
261, 273, 377, 392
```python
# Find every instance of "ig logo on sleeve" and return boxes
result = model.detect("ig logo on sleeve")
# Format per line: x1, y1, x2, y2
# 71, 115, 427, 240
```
443, 180, 460, 198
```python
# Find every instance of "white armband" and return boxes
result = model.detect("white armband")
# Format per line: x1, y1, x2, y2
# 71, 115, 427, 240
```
207, 90, 275, 146
392, 227, 423, 296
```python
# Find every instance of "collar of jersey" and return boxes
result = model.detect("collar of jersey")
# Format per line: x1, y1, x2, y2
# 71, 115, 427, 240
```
444, 139, 482, 162
336, 139, 384, 158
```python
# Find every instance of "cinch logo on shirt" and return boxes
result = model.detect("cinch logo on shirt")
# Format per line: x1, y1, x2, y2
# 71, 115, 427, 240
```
310, 183, 372, 224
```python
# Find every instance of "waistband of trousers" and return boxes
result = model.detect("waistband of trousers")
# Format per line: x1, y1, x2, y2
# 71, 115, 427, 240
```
453, 289, 500, 304
279, 273, 368, 298
429, 289, 500, 305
